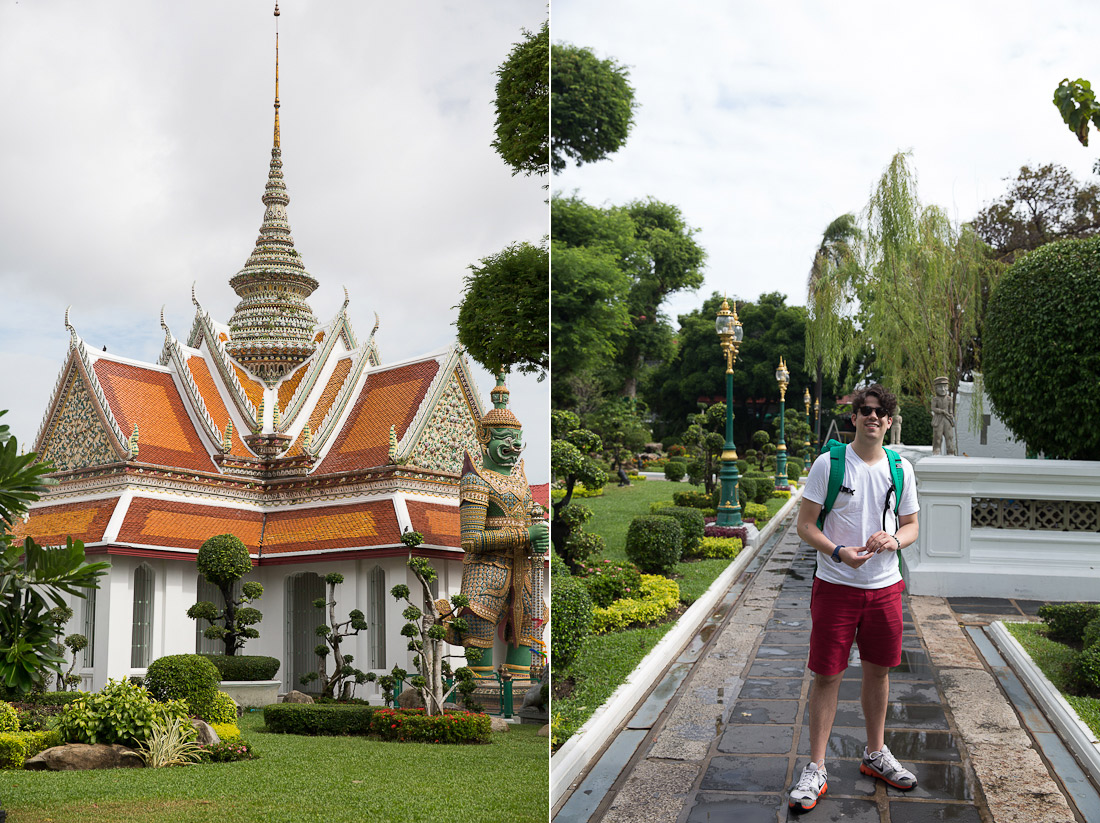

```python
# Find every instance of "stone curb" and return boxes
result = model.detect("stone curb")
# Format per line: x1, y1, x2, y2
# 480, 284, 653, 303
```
987, 620, 1100, 787
549, 487, 804, 807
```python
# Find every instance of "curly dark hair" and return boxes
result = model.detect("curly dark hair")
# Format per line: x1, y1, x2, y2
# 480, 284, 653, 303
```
850, 383, 898, 417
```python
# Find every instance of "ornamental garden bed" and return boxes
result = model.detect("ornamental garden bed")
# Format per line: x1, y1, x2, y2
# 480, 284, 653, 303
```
262, 703, 492, 744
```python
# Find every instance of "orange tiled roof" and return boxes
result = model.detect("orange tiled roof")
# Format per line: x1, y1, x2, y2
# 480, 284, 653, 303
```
261, 500, 400, 554
530, 484, 550, 512
93, 360, 216, 472
278, 361, 310, 413
316, 360, 440, 474
406, 500, 459, 547
285, 356, 352, 457
116, 497, 263, 552
231, 362, 265, 410
187, 356, 251, 458
13, 498, 120, 546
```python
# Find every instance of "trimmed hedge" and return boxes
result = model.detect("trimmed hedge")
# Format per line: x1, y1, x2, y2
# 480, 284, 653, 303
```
1072, 644, 1100, 695
264, 703, 377, 736
625, 515, 682, 575
550, 575, 594, 667
664, 461, 686, 482
687, 536, 743, 560
210, 721, 242, 741
743, 502, 770, 524
1038, 603, 1100, 643
1084, 616, 1100, 651
658, 506, 706, 555
0, 730, 62, 770
591, 575, 680, 635
145, 654, 221, 721
673, 490, 714, 510
202, 655, 281, 681
15, 692, 85, 707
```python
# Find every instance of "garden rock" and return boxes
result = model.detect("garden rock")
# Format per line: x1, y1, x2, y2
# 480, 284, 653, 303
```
538, 724, 549, 737
397, 688, 425, 709
191, 719, 221, 746
25, 743, 144, 771
283, 690, 314, 704
490, 716, 510, 732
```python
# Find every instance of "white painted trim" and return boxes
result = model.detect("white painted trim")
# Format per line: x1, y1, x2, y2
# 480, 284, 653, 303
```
549, 487, 803, 806
987, 621, 1100, 786
102, 490, 134, 544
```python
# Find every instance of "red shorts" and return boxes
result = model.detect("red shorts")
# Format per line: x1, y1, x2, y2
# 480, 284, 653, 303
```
808, 577, 905, 676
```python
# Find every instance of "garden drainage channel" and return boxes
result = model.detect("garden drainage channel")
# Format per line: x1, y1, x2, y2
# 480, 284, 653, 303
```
553, 515, 795, 823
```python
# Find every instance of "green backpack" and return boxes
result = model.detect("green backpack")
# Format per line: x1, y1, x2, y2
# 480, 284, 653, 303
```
815, 439, 905, 531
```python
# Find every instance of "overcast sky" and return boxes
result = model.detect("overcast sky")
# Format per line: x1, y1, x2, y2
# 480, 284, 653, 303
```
552, 0, 1100, 334
0, 0, 549, 481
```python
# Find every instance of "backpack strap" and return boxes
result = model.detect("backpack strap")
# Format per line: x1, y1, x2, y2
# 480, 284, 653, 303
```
816, 441, 847, 530
883, 447, 904, 516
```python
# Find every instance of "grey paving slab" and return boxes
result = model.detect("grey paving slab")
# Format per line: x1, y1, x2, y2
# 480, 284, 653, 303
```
626, 662, 692, 729
554, 729, 650, 823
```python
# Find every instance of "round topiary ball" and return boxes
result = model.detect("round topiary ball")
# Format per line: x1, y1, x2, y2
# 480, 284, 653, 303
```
550, 575, 593, 668
659, 506, 706, 555
144, 654, 221, 717
197, 534, 252, 587
984, 236, 1100, 459
624, 515, 683, 575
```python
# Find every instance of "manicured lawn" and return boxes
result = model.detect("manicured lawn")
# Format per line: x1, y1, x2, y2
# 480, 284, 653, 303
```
0, 710, 549, 823
1004, 621, 1100, 739
580, 479, 685, 562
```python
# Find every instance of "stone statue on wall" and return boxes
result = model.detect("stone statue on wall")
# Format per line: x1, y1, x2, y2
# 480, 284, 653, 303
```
889, 412, 903, 446
931, 376, 957, 455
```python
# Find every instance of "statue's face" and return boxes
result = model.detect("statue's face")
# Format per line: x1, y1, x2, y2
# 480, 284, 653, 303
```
935, 383, 947, 396
486, 427, 523, 467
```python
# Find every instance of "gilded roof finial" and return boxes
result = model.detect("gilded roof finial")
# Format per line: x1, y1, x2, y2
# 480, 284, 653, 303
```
274, 3, 281, 150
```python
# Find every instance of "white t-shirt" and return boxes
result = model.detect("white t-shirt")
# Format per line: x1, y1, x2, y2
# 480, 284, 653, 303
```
803, 445, 919, 589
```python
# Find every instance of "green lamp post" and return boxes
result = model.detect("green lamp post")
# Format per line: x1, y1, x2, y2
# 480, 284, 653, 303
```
774, 357, 789, 490
803, 387, 813, 463
715, 298, 744, 527
813, 397, 820, 453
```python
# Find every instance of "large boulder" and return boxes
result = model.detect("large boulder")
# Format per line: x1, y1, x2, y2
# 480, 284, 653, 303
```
191, 719, 221, 746
25, 743, 144, 771
490, 716, 510, 733
397, 688, 425, 709
283, 690, 314, 704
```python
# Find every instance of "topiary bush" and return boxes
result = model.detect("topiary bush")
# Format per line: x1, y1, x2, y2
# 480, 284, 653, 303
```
664, 461, 686, 482
983, 236, 1100, 459
550, 575, 594, 667
1038, 603, 1100, 643
144, 654, 221, 720
263, 703, 377, 736
658, 506, 705, 555
624, 515, 683, 575
785, 456, 804, 480
575, 559, 642, 608
202, 655, 280, 682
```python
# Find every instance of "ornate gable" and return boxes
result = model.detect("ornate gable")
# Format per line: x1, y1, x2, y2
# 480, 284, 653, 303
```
404, 369, 481, 474
37, 368, 122, 472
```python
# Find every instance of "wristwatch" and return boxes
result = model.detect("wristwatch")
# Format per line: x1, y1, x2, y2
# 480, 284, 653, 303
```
831, 545, 844, 563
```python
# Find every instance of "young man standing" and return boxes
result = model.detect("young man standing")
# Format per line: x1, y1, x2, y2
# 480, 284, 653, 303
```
788, 384, 920, 811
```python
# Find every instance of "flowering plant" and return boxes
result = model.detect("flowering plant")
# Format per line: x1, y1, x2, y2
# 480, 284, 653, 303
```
198, 738, 257, 763
575, 559, 642, 608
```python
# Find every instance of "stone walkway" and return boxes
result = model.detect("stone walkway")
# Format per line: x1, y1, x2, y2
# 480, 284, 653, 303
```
554, 516, 1095, 823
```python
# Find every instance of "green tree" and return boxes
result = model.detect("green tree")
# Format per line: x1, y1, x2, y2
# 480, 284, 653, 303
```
983, 236, 1100, 459
551, 43, 637, 173
492, 21, 548, 178
1054, 78, 1100, 146
186, 534, 263, 657
456, 239, 548, 379
300, 571, 376, 700
805, 153, 1000, 410
972, 163, 1100, 262
583, 396, 651, 467
682, 403, 726, 493
550, 410, 607, 571
0, 411, 108, 694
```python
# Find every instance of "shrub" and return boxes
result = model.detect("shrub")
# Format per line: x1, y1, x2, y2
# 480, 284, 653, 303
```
664, 461, 686, 482
1072, 644, 1100, 696
667, 444, 686, 457
686, 536, 743, 560
685, 458, 705, 486
1038, 603, 1100, 643
743, 502, 769, 524
370, 708, 491, 744
772, 489, 792, 500
591, 576, 681, 634
1084, 616, 1100, 651
204, 691, 238, 725
57, 679, 191, 748
704, 523, 748, 541
566, 530, 606, 566
550, 551, 571, 578
785, 456, 804, 479
138, 717, 203, 768
0, 702, 18, 734
984, 236, 1100, 459
0, 730, 61, 770
144, 654, 221, 720
624, 515, 683, 575
739, 475, 774, 505
673, 490, 713, 510
648, 501, 674, 514
550, 484, 604, 500
199, 737, 257, 762
210, 721, 241, 741
263, 703, 377, 736
658, 506, 705, 555
190, 533, 264, 656
17, 692, 85, 707
202, 655, 280, 682
575, 560, 642, 608
550, 575, 594, 667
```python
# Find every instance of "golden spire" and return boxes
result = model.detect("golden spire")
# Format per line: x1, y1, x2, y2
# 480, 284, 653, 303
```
274, 3, 281, 149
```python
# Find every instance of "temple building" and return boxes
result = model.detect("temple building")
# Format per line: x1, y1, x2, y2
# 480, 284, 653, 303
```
13, 12, 525, 699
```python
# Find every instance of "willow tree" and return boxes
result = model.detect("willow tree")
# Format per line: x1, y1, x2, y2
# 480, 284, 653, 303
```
806, 153, 999, 414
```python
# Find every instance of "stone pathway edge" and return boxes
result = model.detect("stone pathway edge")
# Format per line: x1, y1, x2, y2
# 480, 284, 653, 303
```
549, 487, 805, 807
987, 619, 1100, 787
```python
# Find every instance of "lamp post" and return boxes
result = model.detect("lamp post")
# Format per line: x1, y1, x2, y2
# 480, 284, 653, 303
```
813, 397, 820, 453
715, 298, 744, 527
774, 357, 789, 490
803, 387, 812, 462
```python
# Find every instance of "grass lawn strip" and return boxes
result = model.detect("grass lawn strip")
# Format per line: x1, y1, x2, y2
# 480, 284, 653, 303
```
1004, 621, 1100, 739
0, 711, 549, 823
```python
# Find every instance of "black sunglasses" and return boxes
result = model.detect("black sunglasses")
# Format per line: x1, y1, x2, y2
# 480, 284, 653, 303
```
857, 405, 890, 419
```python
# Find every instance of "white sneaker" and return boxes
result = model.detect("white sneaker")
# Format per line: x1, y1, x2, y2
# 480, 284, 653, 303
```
860, 744, 917, 789
788, 761, 828, 810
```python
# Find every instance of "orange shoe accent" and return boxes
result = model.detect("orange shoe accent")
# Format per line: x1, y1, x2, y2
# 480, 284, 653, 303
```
860, 762, 916, 789
788, 781, 826, 810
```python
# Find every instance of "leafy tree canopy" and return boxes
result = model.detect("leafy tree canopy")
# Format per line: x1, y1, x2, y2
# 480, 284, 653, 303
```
456, 239, 548, 379
492, 21, 548, 178
1054, 78, 1100, 147
972, 163, 1100, 262
551, 43, 637, 173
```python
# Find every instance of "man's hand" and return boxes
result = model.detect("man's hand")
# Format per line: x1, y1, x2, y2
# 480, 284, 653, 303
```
839, 546, 875, 568
864, 530, 899, 554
